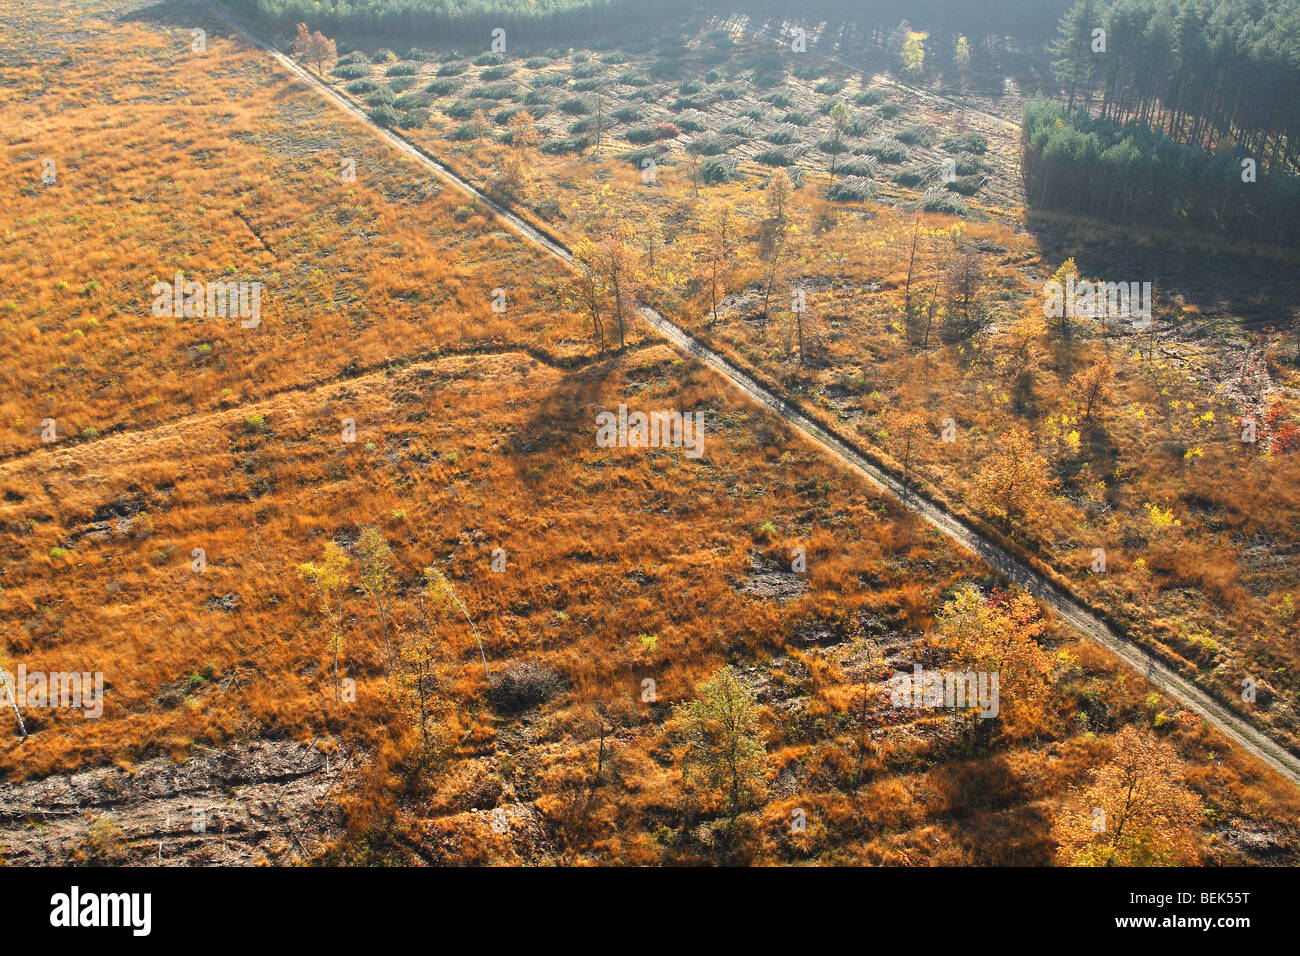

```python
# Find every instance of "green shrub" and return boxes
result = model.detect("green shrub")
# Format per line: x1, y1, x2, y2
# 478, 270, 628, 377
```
369, 104, 400, 128
332, 62, 371, 80
754, 148, 794, 166
870, 142, 909, 164
940, 132, 989, 154
472, 82, 516, 100
918, 187, 969, 215
445, 98, 491, 118
895, 124, 936, 146
540, 136, 585, 154
944, 175, 984, 196
698, 156, 737, 183
394, 91, 433, 110
890, 167, 929, 187
425, 78, 462, 96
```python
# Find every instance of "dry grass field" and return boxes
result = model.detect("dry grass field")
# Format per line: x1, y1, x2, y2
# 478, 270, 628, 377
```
317, 16, 1300, 755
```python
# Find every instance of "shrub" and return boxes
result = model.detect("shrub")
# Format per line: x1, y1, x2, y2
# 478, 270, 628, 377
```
751, 53, 785, 87
436, 61, 467, 77
853, 89, 885, 106
870, 142, 909, 164
699, 156, 737, 183
895, 124, 937, 146
876, 101, 903, 119
674, 112, 708, 133
369, 104, 400, 128
815, 78, 846, 94
780, 110, 812, 126
956, 155, 994, 175
625, 122, 678, 143
474, 52, 505, 66
397, 109, 428, 129
385, 61, 420, 77
945, 175, 984, 196
490, 662, 564, 715
365, 88, 395, 107
345, 78, 378, 95
826, 175, 875, 201
393, 91, 433, 110
941, 132, 989, 154
445, 98, 491, 118
754, 148, 795, 166
558, 97, 591, 115
837, 158, 878, 178
424, 78, 462, 96
480, 65, 515, 81
687, 134, 733, 156
890, 166, 930, 187
540, 136, 586, 154
918, 187, 969, 215
622, 145, 662, 166
388, 76, 417, 93
332, 62, 371, 80
472, 82, 516, 100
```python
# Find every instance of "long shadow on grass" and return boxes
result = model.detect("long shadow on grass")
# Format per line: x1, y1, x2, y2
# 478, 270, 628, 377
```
1025, 210, 1300, 338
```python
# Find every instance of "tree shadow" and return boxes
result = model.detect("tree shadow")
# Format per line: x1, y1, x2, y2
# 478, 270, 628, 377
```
1025, 210, 1300, 337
